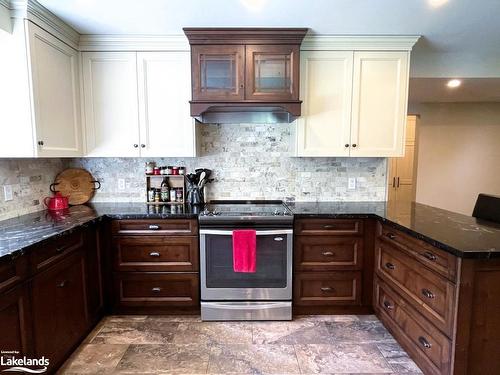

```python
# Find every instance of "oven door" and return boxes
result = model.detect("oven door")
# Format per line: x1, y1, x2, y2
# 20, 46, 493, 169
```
200, 229, 293, 300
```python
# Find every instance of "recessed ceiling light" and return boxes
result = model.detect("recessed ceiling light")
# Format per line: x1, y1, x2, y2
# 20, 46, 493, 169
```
240, 0, 268, 12
447, 79, 462, 88
428, 0, 449, 8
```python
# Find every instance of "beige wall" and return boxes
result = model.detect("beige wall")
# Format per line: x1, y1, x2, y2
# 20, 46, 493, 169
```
414, 102, 500, 215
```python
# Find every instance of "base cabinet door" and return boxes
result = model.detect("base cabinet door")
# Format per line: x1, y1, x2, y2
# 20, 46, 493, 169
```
0, 284, 33, 362
32, 251, 88, 371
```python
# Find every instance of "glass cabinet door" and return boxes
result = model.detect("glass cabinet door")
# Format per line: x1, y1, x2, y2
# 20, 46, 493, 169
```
245, 45, 299, 101
192, 45, 245, 101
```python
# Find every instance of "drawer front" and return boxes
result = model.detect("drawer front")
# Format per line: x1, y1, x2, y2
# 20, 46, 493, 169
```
379, 223, 457, 282
375, 277, 451, 375
376, 242, 455, 337
31, 231, 84, 273
114, 236, 199, 272
114, 273, 199, 307
112, 219, 198, 236
295, 236, 363, 271
293, 272, 362, 306
0, 256, 28, 293
295, 219, 363, 236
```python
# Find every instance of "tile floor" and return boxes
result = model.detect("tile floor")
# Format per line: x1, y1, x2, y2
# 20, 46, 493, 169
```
57, 315, 423, 375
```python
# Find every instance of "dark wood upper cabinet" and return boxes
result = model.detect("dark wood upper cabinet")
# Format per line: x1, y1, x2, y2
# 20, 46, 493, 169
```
184, 28, 308, 117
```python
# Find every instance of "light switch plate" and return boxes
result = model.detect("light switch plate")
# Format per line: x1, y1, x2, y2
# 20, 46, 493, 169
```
348, 178, 356, 190
118, 178, 125, 190
3, 185, 13, 201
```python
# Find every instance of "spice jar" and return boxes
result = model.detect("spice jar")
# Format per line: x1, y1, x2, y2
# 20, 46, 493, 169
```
153, 167, 160, 175
147, 188, 155, 202
176, 188, 183, 202
154, 189, 161, 202
169, 189, 176, 202
179, 167, 185, 175
172, 166, 179, 175
166, 166, 173, 175
145, 162, 155, 175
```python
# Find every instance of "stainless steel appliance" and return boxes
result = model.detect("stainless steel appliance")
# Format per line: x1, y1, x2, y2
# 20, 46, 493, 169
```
199, 200, 293, 321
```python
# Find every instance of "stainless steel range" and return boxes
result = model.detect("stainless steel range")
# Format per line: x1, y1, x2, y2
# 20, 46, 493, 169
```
199, 200, 293, 321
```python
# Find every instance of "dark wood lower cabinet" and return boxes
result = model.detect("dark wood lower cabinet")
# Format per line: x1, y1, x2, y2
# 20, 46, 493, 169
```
32, 250, 88, 372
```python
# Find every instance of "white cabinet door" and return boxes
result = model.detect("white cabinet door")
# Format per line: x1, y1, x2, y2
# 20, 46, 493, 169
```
137, 52, 196, 157
26, 22, 82, 157
82, 52, 140, 157
350, 51, 409, 157
296, 51, 353, 156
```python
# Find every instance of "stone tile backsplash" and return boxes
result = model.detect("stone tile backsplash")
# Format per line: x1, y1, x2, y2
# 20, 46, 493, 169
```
0, 124, 388, 220
0, 158, 65, 220
68, 123, 388, 203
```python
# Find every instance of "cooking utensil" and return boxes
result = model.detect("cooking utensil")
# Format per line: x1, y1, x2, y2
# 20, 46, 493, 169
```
198, 171, 206, 187
52, 168, 101, 205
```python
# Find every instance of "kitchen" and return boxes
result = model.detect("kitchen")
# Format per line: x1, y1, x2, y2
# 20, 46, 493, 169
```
1, 0, 500, 374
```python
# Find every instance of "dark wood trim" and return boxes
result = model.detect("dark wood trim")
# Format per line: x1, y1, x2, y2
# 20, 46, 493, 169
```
183, 27, 308, 45
293, 305, 373, 315
190, 100, 302, 116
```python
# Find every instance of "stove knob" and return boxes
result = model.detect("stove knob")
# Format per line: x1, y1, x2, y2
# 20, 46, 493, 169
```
274, 209, 281, 216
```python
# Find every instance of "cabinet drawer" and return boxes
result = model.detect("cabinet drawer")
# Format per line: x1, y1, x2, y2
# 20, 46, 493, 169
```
112, 219, 198, 236
295, 219, 363, 236
114, 236, 199, 272
375, 277, 451, 375
294, 236, 363, 271
114, 272, 199, 307
379, 223, 457, 282
376, 241, 456, 337
293, 272, 362, 306
0, 255, 28, 293
30, 231, 84, 273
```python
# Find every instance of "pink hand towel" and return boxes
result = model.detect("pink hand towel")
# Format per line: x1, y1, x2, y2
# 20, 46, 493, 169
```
232, 230, 257, 273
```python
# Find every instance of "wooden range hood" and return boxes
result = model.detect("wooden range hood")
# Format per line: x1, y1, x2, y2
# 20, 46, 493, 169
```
183, 28, 308, 123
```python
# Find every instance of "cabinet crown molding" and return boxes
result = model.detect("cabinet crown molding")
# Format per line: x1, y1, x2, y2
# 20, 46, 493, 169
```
79, 34, 190, 51
10, 0, 80, 49
301, 35, 420, 51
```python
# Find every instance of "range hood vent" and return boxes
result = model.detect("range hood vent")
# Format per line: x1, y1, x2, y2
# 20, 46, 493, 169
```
184, 28, 308, 124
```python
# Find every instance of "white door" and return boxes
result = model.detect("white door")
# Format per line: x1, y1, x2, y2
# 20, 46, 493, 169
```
137, 52, 196, 157
296, 51, 353, 156
82, 52, 140, 157
26, 22, 82, 157
350, 51, 409, 157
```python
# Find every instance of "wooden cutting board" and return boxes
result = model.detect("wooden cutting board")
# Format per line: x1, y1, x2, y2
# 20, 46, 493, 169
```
53, 168, 100, 205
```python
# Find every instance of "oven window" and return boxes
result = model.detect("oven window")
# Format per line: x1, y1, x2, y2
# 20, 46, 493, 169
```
205, 233, 288, 288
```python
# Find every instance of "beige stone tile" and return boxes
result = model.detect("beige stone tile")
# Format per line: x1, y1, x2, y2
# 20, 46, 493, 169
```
324, 320, 395, 344
91, 320, 178, 345
252, 321, 332, 345
207, 344, 300, 374
173, 322, 253, 345
295, 343, 394, 374
58, 344, 128, 374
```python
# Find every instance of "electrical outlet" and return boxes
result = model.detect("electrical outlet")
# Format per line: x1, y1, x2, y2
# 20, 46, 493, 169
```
118, 178, 125, 190
348, 178, 356, 190
3, 185, 13, 201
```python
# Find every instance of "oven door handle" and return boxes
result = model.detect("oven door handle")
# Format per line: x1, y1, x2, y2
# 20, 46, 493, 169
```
200, 229, 293, 236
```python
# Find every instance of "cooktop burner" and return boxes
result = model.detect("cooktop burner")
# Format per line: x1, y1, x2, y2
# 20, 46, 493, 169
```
199, 200, 293, 225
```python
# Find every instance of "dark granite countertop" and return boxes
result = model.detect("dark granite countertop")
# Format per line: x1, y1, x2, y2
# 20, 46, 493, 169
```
0, 202, 200, 260
1, 201, 500, 261
287, 201, 500, 259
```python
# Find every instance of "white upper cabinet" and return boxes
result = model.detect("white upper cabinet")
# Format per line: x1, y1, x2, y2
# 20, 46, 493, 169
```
350, 51, 409, 157
26, 22, 83, 157
82, 52, 140, 157
136, 52, 196, 157
296, 51, 353, 157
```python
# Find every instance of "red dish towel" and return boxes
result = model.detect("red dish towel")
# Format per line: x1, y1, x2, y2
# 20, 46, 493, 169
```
232, 230, 257, 273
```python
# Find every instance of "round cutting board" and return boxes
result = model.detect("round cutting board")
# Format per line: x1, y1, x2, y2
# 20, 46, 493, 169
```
53, 168, 100, 205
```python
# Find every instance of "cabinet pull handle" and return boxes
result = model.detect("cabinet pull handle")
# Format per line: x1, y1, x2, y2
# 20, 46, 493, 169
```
352, 144, 357, 148
383, 300, 394, 310
149, 252, 160, 257
148, 224, 160, 230
386, 232, 396, 240
320, 287, 333, 292
421, 288, 435, 299
397, 177, 400, 188
385, 262, 395, 270
55, 246, 65, 253
151, 287, 161, 292
37, 140, 44, 146
239, 83, 244, 88
274, 237, 284, 241
423, 251, 437, 261
418, 336, 432, 349
322, 251, 334, 256
323, 224, 334, 229
345, 144, 350, 148
133, 144, 139, 148
141, 144, 146, 148
57, 280, 68, 288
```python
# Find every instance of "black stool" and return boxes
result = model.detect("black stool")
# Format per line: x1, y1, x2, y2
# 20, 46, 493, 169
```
472, 194, 500, 224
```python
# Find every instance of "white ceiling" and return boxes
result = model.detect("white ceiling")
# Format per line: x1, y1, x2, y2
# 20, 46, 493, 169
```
37, 0, 500, 79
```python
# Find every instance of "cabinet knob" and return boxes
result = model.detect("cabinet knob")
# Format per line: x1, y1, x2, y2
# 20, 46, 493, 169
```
57, 280, 68, 288
345, 144, 350, 148
149, 252, 160, 257
133, 144, 139, 148
423, 251, 437, 261
323, 225, 334, 229
322, 251, 334, 256
151, 287, 162, 292
239, 84, 244, 88
38, 140, 44, 146
352, 144, 357, 148
148, 224, 160, 230
385, 262, 395, 270
421, 288, 435, 299
386, 233, 396, 240
320, 287, 334, 292
418, 336, 432, 349
141, 144, 146, 148
383, 300, 394, 310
